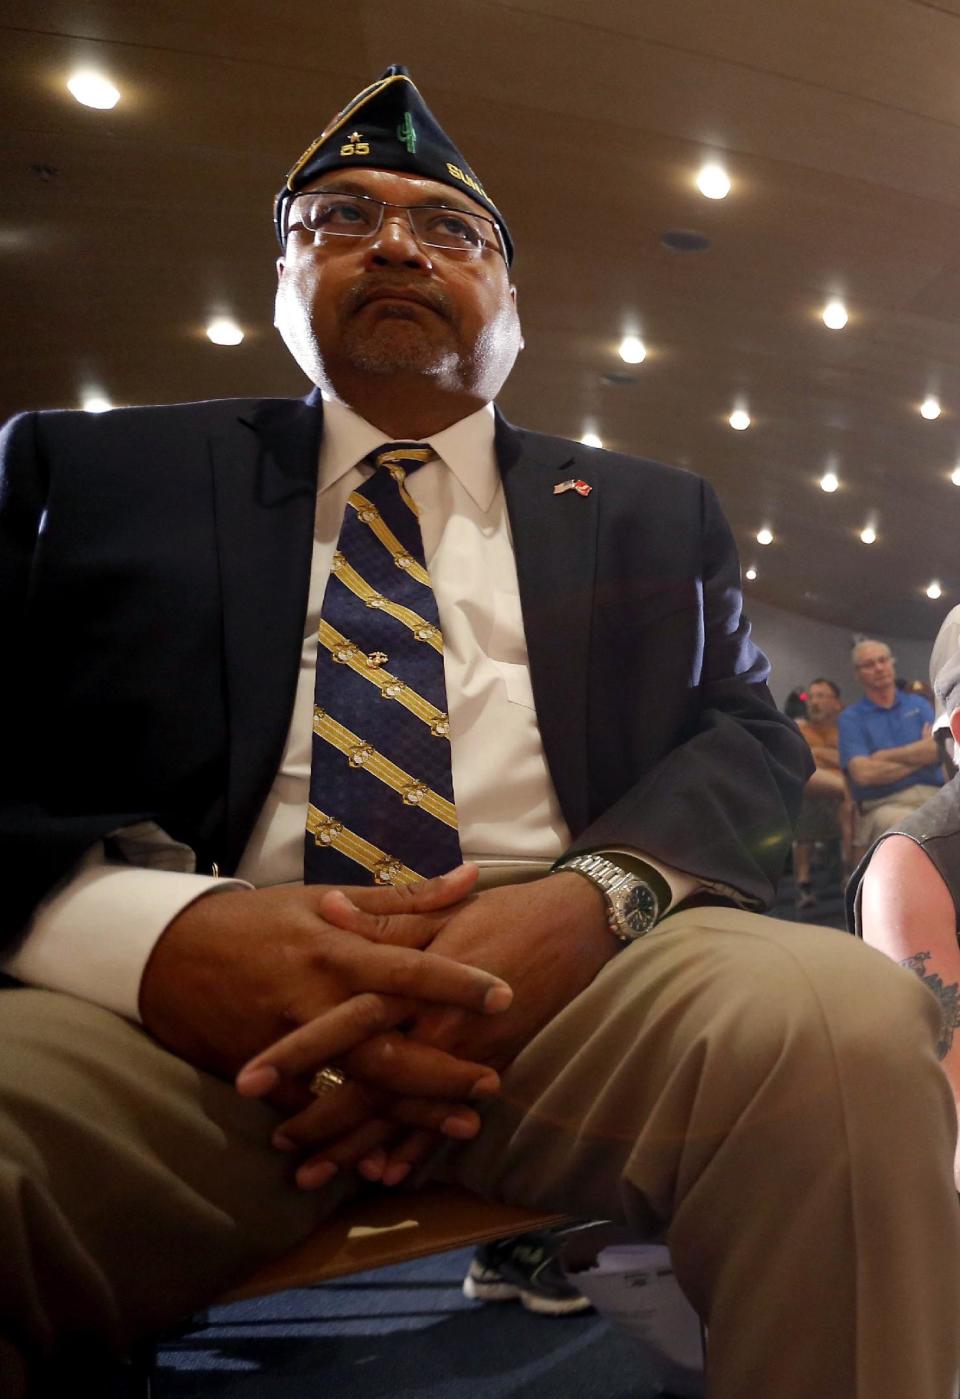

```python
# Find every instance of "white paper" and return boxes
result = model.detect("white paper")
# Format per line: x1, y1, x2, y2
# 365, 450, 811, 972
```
567, 1240, 705, 1397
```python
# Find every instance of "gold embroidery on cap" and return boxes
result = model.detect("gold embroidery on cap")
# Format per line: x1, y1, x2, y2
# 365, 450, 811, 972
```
445, 162, 489, 201
340, 131, 370, 157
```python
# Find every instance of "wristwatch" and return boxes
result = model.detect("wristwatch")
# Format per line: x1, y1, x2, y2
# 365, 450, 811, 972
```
556, 852, 673, 944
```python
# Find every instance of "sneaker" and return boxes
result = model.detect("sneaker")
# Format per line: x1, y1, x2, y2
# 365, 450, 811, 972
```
462, 1230, 593, 1316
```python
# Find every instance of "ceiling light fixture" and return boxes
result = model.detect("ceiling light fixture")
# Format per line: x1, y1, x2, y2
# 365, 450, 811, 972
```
618, 335, 646, 365
206, 318, 244, 346
950, 465, 960, 486
756, 527, 773, 546
860, 526, 876, 544
729, 408, 751, 431
744, 566, 757, 581
921, 396, 942, 420
927, 581, 943, 599
580, 430, 603, 449
67, 72, 120, 110
819, 471, 839, 492
822, 299, 848, 330
81, 393, 112, 413
696, 163, 731, 200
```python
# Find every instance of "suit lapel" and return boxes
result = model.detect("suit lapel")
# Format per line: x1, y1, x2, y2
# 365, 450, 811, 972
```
211, 396, 322, 868
496, 411, 597, 836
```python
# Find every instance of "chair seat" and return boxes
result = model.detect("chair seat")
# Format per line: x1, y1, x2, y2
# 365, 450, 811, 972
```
218, 1185, 570, 1302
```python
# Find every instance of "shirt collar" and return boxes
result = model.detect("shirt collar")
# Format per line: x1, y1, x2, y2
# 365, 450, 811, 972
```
317, 395, 499, 512
860, 690, 903, 712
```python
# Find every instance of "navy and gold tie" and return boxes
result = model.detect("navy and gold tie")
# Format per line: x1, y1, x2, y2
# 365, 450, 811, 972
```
304, 443, 462, 887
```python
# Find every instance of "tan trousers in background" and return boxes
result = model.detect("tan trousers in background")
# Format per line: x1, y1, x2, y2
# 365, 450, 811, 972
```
856, 782, 942, 849
0, 907, 958, 1399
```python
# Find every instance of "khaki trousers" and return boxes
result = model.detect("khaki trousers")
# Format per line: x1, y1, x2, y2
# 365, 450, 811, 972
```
0, 908, 957, 1398
856, 783, 942, 849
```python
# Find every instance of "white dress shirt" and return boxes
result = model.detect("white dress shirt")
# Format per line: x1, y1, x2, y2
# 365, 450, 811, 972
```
5, 397, 694, 1018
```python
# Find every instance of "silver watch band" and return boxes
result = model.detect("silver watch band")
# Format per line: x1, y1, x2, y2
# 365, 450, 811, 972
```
557, 852, 668, 942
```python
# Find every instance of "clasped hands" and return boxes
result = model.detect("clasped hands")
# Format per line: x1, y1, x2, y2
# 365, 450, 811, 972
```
140, 864, 615, 1192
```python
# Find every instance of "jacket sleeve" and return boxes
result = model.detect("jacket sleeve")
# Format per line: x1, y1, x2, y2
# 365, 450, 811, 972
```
566, 478, 813, 910
0, 413, 152, 949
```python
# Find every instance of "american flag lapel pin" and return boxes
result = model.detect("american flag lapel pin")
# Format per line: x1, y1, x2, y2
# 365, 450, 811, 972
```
554, 478, 593, 496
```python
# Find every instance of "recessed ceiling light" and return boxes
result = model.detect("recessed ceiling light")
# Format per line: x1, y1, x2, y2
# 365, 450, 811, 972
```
618, 335, 646, 365
745, 566, 757, 581
822, 299, 848, 330
206, 317, 244, 346
951, 465, 960, 486
819, 471, 840, 493
860, 526, 876, 544
580, 431, 603, 449
696, 163, 731, 200
756, 527, 773, 546
927, 581, 943, 599
67, 72, 120, 110
82, 393, 112, 413
921, 396, 942, 420
729, 408, 751, 431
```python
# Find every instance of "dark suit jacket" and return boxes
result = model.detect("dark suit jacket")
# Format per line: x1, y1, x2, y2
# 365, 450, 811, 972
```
0, 394, 811, 948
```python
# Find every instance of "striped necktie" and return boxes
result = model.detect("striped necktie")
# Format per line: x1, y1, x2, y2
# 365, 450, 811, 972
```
304, 442, 462, 887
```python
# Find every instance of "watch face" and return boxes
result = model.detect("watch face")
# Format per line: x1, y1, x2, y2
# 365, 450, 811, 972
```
617, 882, 658, 934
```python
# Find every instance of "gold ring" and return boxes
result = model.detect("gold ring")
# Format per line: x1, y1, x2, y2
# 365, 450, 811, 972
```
309, 1065, 348, 1098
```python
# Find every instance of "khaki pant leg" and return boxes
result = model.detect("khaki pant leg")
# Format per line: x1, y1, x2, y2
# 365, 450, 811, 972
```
858, 785, 942, 846
436, 908, 960, 1399
0, 988, 348, 1385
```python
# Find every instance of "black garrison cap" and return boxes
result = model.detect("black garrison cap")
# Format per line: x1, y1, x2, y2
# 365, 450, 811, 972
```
274, 64, 514, 263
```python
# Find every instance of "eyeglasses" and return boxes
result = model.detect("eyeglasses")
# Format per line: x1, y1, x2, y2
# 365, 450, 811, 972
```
284, 190, 506, 261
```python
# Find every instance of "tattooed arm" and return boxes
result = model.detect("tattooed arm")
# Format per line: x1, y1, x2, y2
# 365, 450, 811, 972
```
860, 833, 960, 1184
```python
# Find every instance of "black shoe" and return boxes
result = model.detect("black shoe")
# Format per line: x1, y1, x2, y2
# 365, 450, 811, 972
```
462, 1230, 593, 1316
795, 882, 817, 911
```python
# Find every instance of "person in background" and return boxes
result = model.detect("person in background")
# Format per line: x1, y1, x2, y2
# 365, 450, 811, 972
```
930, 606, 960, 780
792, 678, 852, 909
848, 646, 960, 1189
839, 638, 942, 863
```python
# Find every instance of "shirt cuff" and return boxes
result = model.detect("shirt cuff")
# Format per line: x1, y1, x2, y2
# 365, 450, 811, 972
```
1, 846, 250, 1022
605, 848, 700, 910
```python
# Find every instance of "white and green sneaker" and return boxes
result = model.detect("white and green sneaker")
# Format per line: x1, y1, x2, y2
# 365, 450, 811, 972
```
462, 1231, 593, 1317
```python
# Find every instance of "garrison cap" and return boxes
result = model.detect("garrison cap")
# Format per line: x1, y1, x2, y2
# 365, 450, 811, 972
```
274, 64, 514, 264
934, 649, 960, 724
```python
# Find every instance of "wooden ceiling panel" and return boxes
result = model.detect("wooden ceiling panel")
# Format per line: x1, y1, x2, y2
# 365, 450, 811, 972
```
500, 0, 960, 132
0, 2, 361, 74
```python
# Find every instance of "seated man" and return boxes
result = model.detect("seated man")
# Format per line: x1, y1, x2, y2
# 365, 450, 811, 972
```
848, 645, 960, 1188
839, 638, 942, 861
1, 66, 958, 1399
930, 605, 960, 780
792, 677, 853, 909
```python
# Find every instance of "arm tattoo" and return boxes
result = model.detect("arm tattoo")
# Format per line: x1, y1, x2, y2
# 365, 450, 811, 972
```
900, 950, 960, 1061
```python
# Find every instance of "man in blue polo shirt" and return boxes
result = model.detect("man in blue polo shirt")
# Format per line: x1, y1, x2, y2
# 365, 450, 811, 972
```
840, 637, 942, 859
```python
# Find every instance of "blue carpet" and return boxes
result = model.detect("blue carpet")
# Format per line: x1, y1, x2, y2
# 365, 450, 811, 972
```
154, 1247, 689, 1397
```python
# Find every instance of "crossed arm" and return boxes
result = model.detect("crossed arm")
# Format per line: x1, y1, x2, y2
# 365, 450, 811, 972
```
847, 729, 938, 788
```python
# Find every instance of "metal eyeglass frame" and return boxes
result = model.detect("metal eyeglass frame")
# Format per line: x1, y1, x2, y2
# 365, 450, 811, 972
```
284, 189, 508, 262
